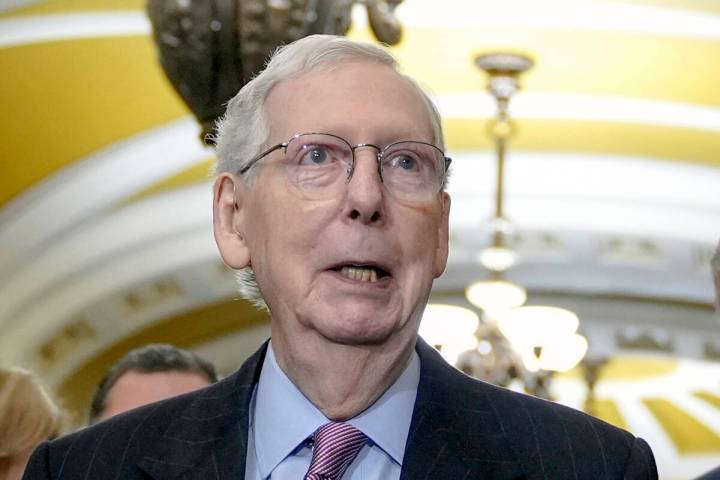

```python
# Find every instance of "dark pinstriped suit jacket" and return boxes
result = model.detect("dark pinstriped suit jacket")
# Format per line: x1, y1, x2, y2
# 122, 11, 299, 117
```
696, 466, 720, 479
24, 339, 657, 479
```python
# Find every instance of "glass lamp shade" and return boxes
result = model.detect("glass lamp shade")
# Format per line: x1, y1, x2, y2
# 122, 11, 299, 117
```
495, 305, 579, 348
517, 333, 588, 372
538, 333, 588, 372
476, 246, 518, 271
419, 304, 480, 365
465, 279, 527, 312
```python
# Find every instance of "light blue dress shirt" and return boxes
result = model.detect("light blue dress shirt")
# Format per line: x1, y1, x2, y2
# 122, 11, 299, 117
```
244, 342, 420, 480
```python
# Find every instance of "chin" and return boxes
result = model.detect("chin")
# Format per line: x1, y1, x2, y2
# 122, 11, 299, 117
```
312, 309, 402, 347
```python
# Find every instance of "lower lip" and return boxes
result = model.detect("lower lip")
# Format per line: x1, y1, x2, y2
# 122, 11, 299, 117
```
323, 269, 392, 289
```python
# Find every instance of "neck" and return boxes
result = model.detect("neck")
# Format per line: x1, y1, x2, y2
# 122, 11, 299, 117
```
0, 448, 33, 480
271, 328, 415, 420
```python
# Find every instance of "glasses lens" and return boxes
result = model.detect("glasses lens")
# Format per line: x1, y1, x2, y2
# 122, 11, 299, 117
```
284, 134, 352, 198
380, 141, 445, 200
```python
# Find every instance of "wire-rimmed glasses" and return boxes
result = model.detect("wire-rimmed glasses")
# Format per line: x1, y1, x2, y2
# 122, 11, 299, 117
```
239, 133, 451, 202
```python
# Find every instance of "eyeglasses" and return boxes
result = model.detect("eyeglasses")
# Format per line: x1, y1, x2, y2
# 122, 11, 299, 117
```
239, 133, 451, 202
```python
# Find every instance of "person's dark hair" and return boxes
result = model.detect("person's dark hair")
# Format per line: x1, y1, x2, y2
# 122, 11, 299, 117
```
88, 344, 218, 424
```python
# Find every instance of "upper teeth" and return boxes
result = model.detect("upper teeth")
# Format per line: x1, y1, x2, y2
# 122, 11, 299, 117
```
341, 266, 379, 282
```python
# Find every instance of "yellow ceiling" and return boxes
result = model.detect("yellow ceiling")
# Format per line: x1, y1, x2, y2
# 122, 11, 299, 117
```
0, 0, 143, 17
123, 157, 216, 205
0, 36, 186, 205
389, 29, 720, 105
4, 0, 720, 17
645, 397, 720, 454
2, 0, 720, 208
615, 0, 720, 13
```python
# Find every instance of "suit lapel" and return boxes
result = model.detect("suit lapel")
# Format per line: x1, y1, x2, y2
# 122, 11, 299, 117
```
134, 339, 529, 479
136, 342, 268, 480
400, 339, 527, 480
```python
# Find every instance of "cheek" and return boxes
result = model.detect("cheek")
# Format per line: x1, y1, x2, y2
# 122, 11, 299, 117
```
401, 216, 441, 265
249, 197, 337, 270
276, 200, 336, 248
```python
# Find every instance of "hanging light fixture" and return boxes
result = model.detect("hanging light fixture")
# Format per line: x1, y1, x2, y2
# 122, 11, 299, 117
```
459, 50, 587, 381
494, 305, 579, 347
431, 51, 588, 401
419, 304, 479, 365
465, 277, 527, 313
465, 51, 532, 318
476, 217, 519, 271
536, 333, 589, 372
473, 52, 533, 275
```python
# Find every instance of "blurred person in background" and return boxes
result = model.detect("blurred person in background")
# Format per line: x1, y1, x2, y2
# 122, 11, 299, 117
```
695, 239, 720, 480
0, 367, 62, 480
88, 343, 218, 424
713, 240, 720, 307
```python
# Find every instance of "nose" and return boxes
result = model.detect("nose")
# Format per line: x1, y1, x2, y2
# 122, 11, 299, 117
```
344, 148, 384, 224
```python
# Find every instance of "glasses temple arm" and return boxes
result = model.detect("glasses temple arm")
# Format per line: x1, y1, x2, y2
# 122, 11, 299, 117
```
239, 143, 287, 175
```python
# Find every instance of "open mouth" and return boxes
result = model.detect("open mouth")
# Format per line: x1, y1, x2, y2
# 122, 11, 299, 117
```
331, 264, 391, 283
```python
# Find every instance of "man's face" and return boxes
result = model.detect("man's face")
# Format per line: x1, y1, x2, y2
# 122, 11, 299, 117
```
217, 60, 450, 347
99, 370, 211, 421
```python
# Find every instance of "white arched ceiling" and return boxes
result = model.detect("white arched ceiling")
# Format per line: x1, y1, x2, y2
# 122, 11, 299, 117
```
0, 117, 212, 276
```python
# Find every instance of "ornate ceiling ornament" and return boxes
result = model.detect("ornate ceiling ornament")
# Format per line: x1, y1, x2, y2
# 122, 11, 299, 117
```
147, 0, 404, 143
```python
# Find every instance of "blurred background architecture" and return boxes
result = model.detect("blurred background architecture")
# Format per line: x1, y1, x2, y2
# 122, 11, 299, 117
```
1, 1, 719, 478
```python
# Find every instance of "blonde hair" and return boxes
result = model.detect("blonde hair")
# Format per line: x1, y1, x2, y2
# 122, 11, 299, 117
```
0, 367, 62, 459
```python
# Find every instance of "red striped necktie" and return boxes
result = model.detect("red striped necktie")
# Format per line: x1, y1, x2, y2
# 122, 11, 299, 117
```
304, 422, 368, 480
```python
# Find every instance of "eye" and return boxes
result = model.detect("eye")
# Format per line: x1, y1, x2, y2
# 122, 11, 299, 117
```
393, 154, 418, 171
386, 151, 423, 173
299, 145, 332, 166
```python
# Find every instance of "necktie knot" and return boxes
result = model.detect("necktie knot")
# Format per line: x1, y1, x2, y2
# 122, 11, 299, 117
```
304, 422, 367, 480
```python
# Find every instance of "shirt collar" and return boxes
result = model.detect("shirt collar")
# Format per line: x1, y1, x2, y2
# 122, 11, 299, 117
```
252, 342, 420, 478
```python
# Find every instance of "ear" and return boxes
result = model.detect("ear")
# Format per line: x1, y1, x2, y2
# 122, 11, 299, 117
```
433, 192, 451, 278
213, 173, 251, 269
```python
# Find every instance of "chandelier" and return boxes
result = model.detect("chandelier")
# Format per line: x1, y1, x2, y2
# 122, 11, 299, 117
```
421, 52, 587, 398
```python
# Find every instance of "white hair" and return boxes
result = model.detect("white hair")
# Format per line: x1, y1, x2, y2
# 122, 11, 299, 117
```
213, 34, 446, 311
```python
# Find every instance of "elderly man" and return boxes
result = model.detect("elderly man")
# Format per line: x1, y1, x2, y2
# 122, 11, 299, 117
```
24, 35, 657, 480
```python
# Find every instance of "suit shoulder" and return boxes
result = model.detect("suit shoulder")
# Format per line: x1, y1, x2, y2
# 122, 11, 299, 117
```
454, 367, 634, 441
419, 341, 638, 447
447, 367, 655, 476
34, 385, 210, 479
